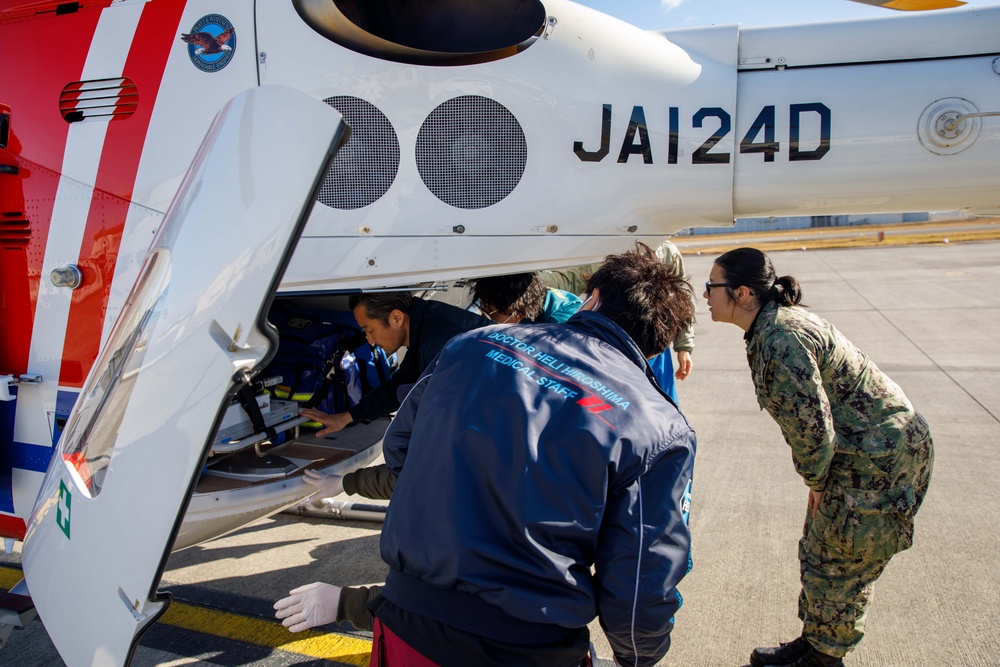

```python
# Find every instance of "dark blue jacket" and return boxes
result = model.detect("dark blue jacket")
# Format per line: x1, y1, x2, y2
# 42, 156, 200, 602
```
379, 311, 696, 667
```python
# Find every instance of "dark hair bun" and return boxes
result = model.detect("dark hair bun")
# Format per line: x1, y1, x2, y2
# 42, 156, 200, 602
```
772, 276, 802, 306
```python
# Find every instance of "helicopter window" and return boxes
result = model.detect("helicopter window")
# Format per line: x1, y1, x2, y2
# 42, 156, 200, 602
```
59, 251, 168, 497
293, 0, 546, 66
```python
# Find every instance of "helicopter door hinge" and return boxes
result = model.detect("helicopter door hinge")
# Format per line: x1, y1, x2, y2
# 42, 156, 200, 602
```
1, 374, 42, 401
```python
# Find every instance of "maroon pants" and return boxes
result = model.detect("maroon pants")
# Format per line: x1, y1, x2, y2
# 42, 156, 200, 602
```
369, 618, 441, 667
369, 617, 595, 667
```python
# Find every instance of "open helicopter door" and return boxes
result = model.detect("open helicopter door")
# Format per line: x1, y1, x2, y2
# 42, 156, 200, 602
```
20, 85, 347, 667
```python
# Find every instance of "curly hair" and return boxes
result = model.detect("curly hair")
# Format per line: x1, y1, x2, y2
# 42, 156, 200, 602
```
469, 273, 546, 322
585, 242, 695, 358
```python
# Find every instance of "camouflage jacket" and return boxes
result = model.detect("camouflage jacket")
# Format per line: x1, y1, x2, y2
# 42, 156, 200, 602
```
746, 302, 929, 512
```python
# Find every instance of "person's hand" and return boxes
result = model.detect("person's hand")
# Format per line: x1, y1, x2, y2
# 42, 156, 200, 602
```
274, 582, 341, 632
808, 488, 824, 518
300, 407, 353, 437
303, 468, 344, 500
674, 350, 693, 380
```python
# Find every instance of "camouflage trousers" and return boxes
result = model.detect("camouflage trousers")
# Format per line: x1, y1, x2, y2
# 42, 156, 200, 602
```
797, 435, 934, 658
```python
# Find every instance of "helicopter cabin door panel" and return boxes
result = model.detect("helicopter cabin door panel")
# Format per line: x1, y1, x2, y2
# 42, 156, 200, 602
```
20, 86, 347, 667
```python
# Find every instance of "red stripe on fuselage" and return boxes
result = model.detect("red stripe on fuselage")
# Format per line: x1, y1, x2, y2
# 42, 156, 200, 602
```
0, 9, 102, 376
0, 514, 26, 541
0, 1, 114, 21
60, 0, 188, 386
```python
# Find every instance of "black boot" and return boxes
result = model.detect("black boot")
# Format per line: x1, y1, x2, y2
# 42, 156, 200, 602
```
750, 636, 811, 667
786, 646, 844, 667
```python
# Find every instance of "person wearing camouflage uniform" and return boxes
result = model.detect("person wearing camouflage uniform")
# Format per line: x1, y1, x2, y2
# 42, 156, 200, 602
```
541, 239, 695, 403
705, 247, 933, 667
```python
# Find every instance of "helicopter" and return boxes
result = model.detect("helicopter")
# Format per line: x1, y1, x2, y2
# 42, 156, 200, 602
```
1, 0, 998, 663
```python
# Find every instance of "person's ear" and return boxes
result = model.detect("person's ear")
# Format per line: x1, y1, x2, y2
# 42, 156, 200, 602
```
589, 287, 601, 310
389, 309, 405, 328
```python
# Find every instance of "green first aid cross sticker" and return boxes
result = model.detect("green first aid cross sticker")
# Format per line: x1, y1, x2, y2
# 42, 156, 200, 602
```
56, 479, 71, 539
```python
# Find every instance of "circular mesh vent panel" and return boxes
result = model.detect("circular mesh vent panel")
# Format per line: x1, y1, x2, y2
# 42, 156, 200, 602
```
318, 96, 400, 210
416, 96, 527, 209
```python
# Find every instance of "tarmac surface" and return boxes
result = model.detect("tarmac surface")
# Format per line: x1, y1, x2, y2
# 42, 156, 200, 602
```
674, 216, 1000, 254
3, 236, 1000, 666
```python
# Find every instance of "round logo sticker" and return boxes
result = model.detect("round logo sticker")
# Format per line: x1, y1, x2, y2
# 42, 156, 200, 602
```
181, 14, 236, 73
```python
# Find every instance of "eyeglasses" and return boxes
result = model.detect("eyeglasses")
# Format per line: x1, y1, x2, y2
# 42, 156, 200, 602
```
480, 303, 515, 324
705, 281, 734, 293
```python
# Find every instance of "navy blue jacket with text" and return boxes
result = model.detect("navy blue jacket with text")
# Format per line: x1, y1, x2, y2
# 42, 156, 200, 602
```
378, 310, 696, 667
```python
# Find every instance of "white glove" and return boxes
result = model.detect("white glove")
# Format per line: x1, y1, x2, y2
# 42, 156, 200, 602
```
303, 468, 344, 501
274, 582, 341, 632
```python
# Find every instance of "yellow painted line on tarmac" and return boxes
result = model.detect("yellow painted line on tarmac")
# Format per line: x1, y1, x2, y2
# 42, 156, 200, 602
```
677, 226, 1000, 255
159, 602, 372, 665
0, 565, 372, 665
679, 216, 1000, 244
0, 566, 22, 589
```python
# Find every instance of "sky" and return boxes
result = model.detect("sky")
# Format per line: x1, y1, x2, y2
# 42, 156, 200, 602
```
571, 0, 1000, 30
